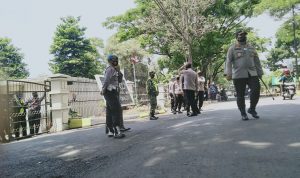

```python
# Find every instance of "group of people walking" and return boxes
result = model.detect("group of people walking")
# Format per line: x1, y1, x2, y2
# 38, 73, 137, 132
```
101, 28, 264, 139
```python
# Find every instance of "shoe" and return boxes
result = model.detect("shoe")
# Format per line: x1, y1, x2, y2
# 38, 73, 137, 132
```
241, 114, 249, 121
197, 110, 201, 114
178, 111, 182, 114
114, 126, 125, 139
188, 112, 197, 117
150, 116, 158, 120
114, 133, 125, 138
120, 127, 131, 132
107, 131, 114, 137
154, 116, 159, 119
247, 109, 259, 119
172, 111, 177, 114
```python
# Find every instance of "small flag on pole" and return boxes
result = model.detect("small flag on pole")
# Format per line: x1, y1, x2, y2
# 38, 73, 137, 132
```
130, 56, 139, 64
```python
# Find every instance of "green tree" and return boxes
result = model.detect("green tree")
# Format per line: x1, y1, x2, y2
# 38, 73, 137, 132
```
103, 0, 263, 83
105, 36, 150, 96
50, 16, 104, 79
0, 37, 29, 79
255, 0, 300, 17
266, 15, 300, 71
255, 1, 300, 74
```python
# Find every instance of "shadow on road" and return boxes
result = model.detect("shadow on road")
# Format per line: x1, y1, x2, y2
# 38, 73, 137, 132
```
1, 102, 300, 177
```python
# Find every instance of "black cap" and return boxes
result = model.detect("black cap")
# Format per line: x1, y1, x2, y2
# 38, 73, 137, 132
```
107, 54, 118, 62
235, 29, 248, 36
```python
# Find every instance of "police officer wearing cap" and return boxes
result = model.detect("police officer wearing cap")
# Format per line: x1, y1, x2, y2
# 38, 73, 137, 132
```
101, 54, 125, 138
224, 29, 263, 120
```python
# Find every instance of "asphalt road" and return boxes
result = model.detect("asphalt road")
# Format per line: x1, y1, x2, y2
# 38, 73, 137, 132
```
1, 96, 300, 178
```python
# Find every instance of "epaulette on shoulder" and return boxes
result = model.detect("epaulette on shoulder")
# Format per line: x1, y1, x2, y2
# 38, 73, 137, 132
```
234, 43, 242, 49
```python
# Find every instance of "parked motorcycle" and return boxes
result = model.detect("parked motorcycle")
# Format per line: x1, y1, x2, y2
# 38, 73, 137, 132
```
282, 83, 296, 100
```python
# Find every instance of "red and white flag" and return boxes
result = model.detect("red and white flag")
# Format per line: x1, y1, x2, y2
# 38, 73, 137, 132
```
130, 56, 139, 64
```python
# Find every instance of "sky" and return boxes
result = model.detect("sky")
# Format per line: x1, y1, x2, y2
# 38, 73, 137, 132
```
0, 0, 284, 78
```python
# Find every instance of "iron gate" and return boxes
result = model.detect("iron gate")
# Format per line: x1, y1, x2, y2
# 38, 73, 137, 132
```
4, 80, 51, 141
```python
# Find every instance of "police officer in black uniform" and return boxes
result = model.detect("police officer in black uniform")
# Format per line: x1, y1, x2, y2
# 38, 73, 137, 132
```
224, 29, 263, 120
101, 54, 125, 138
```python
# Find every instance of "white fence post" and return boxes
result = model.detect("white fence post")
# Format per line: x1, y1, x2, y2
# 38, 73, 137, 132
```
49, 74, 70, 132
157, 83, 166, 109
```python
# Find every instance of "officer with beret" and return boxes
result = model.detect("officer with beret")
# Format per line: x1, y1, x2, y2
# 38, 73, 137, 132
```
224, 29, 263, 120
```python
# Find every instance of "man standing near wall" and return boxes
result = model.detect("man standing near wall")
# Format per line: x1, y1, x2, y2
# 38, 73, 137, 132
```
101, 54, 125, 138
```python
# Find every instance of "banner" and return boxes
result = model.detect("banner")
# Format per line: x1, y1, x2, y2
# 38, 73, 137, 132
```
94, 75, 134, 106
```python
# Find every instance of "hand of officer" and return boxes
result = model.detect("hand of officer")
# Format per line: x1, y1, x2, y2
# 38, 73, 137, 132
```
100, 89, 106, 95
226, 75, 232, 81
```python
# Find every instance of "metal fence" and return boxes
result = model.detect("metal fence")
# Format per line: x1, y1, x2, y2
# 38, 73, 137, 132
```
67, 77, 104, 118
0, 80, 51, 142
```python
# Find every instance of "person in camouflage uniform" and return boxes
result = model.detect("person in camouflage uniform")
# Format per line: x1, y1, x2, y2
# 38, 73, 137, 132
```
147, 71, 159, 120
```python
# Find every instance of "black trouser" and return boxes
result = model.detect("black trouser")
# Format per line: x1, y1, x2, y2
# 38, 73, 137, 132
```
204, 91, 208, 101
174, 94, 183, 111
28, 111, 41, 135
196, 91, 204, 110
104, 90, 122, 133
184, 90, 199, 114
233, 76, 260, 115
169, 93, 175, 111
13, 113, 27, 137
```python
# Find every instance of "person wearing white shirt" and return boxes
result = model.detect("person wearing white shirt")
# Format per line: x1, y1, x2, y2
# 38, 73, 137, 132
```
196, 71, 205, 112
172, 76, 184, 114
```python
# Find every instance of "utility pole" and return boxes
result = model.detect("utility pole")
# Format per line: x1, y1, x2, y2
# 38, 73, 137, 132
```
292, 5, 298, 88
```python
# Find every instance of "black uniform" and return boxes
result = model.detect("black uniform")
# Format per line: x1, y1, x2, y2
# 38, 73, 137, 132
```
102, 65, 123, 135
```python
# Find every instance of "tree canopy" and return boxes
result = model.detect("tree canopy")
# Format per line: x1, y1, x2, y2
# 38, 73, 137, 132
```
0, 37, 29, 79
255, 0, 300, 73
103, 0, 264, 83
50, 16, 105, 79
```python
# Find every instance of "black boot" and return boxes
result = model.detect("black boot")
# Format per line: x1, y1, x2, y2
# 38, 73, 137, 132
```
248, 108, 259, 119
241, 113, 249, 121
114, 126, 125, 139
120, 126, 131, 132
150, 116, 158, 120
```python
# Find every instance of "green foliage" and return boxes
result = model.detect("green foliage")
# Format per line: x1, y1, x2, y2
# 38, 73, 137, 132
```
0, 37, 29, 79
49, 16, 104, 79
255, 0, 300, 17
103, 0, 265, 85
105, 36, 150, 93
266, 14, 300, 71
